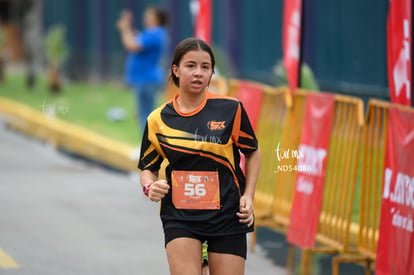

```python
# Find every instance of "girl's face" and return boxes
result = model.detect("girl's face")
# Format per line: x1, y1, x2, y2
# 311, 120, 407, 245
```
172, 50, 213, 95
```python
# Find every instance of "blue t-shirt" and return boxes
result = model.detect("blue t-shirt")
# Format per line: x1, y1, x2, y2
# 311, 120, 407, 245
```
125, 27, 167, 85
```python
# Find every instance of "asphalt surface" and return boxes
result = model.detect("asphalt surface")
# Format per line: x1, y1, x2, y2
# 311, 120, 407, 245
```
0, 118, 285, 275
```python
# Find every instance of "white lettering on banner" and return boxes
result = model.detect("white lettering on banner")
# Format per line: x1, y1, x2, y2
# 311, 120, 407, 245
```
393, 19, 411, 100
391, 208, 414, 233
297, 145, 327, 176
383, 169, 414, 232
287, 10, 300, 60
383, 168, 414, 208
383, 168, 393, 199
296, 175, 313, 195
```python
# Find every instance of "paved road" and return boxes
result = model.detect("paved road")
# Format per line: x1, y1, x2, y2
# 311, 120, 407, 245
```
0, 119, 285, 275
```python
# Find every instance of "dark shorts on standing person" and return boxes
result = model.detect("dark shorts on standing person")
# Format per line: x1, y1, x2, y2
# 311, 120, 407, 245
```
164, 227, 247, 259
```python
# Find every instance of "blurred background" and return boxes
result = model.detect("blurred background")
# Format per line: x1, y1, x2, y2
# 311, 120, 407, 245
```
0, 1, 411, 274
0, 0, 389, 100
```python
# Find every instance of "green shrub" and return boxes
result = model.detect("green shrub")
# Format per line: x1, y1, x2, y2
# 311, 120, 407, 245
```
273, 60, 320, 91
45, 25, 68, 67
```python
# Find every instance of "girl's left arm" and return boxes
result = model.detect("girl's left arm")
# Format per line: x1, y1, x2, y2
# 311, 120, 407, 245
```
237, 148, 261, 227
243, 148, 261, 199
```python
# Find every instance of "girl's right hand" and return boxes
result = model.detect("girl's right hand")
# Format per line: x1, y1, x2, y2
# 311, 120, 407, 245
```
148, 180, 169, 202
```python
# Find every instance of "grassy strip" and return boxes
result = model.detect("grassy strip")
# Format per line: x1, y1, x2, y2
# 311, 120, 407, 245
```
0, 74, 141, 145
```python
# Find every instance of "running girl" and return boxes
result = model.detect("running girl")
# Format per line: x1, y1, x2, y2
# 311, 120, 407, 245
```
138, 38, 261, 275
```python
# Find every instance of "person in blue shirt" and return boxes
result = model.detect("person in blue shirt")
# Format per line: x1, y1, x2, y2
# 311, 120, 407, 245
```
117, 6, 169, 134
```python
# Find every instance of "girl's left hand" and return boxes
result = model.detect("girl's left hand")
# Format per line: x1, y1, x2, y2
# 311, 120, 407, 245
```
237, 195, 254, 227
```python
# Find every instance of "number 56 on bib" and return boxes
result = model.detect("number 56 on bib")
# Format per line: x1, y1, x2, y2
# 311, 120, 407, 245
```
171, 171, 220, 210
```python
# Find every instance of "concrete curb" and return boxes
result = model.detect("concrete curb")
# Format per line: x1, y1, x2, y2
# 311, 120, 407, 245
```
0, 97, 137, 172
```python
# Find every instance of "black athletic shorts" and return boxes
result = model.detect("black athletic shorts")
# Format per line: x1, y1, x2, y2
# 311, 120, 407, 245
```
164, 227, 247, 259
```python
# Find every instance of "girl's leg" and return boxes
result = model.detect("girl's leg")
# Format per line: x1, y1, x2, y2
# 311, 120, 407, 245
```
166, 237, 202, 275
207, 252, 245, 275
205, 234, 247, 275
202, 265, 210, 275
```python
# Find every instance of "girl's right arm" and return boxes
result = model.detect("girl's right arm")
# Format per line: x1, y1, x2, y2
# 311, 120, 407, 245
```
140, 169, 169, 202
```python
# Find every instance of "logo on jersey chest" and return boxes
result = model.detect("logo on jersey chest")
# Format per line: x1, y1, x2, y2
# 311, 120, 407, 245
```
207, 120, 226, 131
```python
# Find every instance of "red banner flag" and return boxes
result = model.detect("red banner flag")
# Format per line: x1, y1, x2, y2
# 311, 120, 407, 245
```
376, 106, 414, 275
194, 0, 212, 45
287, 93, 335, 248
283, 0, 303, 93
387, 0, 412, 106
235, 81, 264, 173
236, 81, 264, 130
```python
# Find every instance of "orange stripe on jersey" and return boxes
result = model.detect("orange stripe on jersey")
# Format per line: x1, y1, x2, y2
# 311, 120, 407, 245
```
237, 144, 257, 150
239, 130, 255, 140
172, 92, 239, 117
172, 93, 208, 117
141, 153, 162, 170
206, 92, 240, 102
231, 104, 256, 148
231, 103, 242, 143
159, 141, 241, 195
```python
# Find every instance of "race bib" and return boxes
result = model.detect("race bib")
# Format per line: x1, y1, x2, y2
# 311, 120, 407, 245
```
171, 171, 220, 210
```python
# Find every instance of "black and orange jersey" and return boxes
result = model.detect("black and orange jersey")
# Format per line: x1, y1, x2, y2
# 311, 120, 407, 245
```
138, 92, 259, 236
